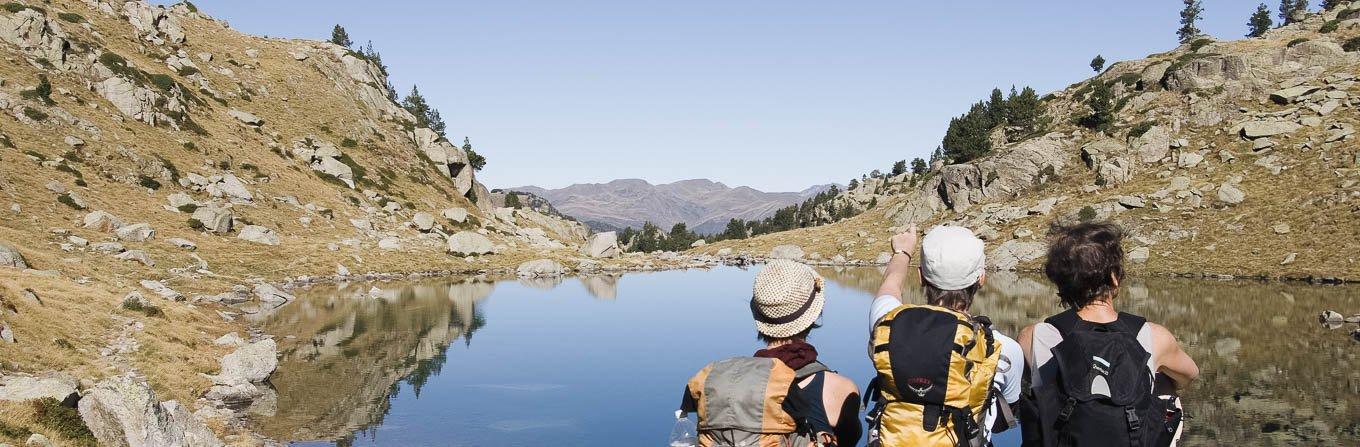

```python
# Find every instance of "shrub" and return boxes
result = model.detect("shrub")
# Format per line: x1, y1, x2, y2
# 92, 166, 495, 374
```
121, 299, 164, 317
319, 125, 331, 133
1344, 37, 1360, 52
1078, 206, 1098, 222
186, 218, 205, 230
20, 74, 54, 105
176, 65, 199, 76
57, 193, 83, 210
181, 1, 198, 12
1189, 38, 1213, 52
0, 3, 42, 13
55, 163, 83, 179
74, 179, 87, 187
1113, 72, 1141, 87
1321, 20, 1340, 33
182, 141, 196, 151
341, 137, 357, 148
177, 203, 199, 213
57, 12, 85, 23
23, 106, 48, 121
1287, 38, 1310, 47
1128, 121, 1156, 138
0, 134, 12, 148
149, 73, 176, 91
217, 160, 231, 170
29, 397, 96, 445
137, 175, 162, 190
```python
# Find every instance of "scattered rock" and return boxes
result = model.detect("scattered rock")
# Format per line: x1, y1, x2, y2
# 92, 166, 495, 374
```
236, 225, 279, 245
166, 238, 196, 250
716, 248, 733, 257
1281, 252, 1297, 266
122, 291, 150, 309
1251, 138, 1276, 152
1217, 183, 1245, 205
412, 212, 436, 232
1272, 223, 1291, 234
1240, 121, 1300, 139
1029, 197, 1057, 215
1269, 85, 1321, 104
442, 207, 468, 223
691, 239, 707, 248
115, 223, 156, 242
83, 211, 125, 232
1177, 152, 1204, 168
227, 109, 263, 127
215, 339, 277, 384
252, 283, 294, 306
517, 259, 565, 278
377, 237, 401, 250
446, 231, 494, 255
139, 280, 183, 301
1118, 196, 1146, 209
768, 245, 805, 260
0, 373, 79, 406
25, 434, 52, 447
63, 135, 85, 147
114, 250, 154, 266
874, 252, 892, 264
190, 206, 233, 233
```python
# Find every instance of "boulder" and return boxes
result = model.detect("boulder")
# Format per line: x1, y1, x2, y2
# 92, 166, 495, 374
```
446, 231, 494, 255
1177, 152, 1204, 168
115, 223, 156, 242
989, 240, 1046, 270
1128, 246, 1150, 264
252, 283, 294, 305
412, 212, 436, 232
237, 225, 279, 245
215, 339, 277, 384
1118, 196, 1146, 209
1217, 183, 1246, 205
1029, 197, 1058, 216
691, 239, 707, 248
190, 206, 233, 233
1096, 157, 1134, 185
311, 156, 354, 188
78, 375, 223, 447
166, 192, 194, 209
1269, 85, 1322, 104
768, 245, 805, 260
213, 333, 245, 347
122, 291, 150, 309
0, 373, 79, 406
580, 232, 621, 258
0, 243, 27, 269
516, 259, 565, 278
1240, 121, 1300, 139
227, 109, 263, 127
27, 433, 53, 447
1131, 125, 1172, 163
377, 237, 401, 250
211, 174, 253, 203
114, 250, 154, 266
441, 207, 468, 223
83, 211, 125, 232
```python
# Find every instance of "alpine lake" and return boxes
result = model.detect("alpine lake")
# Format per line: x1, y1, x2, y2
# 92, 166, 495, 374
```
246, 266, 1360, 447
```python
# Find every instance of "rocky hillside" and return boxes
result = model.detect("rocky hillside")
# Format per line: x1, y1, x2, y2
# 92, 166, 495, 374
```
698, 4, 1360, 282
511, 178, 837, 234
0, 1, 667, 445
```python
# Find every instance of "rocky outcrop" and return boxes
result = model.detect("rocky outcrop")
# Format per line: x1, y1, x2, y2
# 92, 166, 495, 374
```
0, 242, 27, 269
0, 9, 72, 69
0, 373, 79, 406
936, 134, 1072, 212
78, 375, 223, 447
121, 1, 186, 45
413, 128, 476, 197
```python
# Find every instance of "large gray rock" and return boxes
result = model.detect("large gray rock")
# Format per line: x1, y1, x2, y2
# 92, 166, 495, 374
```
115, 223, 156, 242
1240, 121, 1300, 139
190, 206, 233, 233
446, 231, 494, 256
0, 373, 79, 406
768, 245, 805, 260
210, 174, 253, 203
0, 9, 71, 68
227, 109, 263, 127
516, 259, 565, 278
1131, 125, 1172, 163
1269, 85, 1321, 104
1128, 246, 1150, 264
311, 156, 354, 188
989, 240, 1046, 270
214, 339, 277, 385
412, 212, 436, 232
83, 211, 125, 232
78, 375, 222, 447
121, 1, 185, 45
0, 243, 27, 269
1217, 182, 1246, 205
252, 283, 294, 305
936, 135, 1072, 212
237, 225, 279, 245
1096, 157, 1134, 185
580, 232, 621, 258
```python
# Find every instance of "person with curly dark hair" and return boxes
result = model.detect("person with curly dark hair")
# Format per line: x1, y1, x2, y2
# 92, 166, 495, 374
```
1017, 221, 1198, 446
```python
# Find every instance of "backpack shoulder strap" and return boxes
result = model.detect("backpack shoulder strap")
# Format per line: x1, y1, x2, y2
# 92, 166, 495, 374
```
794, 361, 832, 379
973, 315, 998, 357
1116, 312, 1147, 335
1043, 308, 1083, 337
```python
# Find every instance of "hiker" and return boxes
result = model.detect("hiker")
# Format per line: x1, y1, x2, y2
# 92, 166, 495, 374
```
1016, 222, 1199, 447
865, 225, 1024, 446
679, 260, 861, 446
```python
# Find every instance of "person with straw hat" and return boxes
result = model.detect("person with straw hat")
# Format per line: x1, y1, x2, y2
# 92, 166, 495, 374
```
679, 260, 862, 446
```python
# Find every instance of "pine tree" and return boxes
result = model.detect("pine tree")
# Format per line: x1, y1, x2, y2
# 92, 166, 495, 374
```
427, 109, 447, 137
1090, 54, 1106, 73
402, 86, 432, 126
504, 192, 521, 209
891, 160, 907, 176
463, 137, 486, 171
330, 25, 352, 48
941, 101, 994, 163
1005, 86, 1046, 139
910, 158, 928, 175
848, 179, 859, 190
1178, 0, 1204, 43
722, 219, 748, 240
1081, 81, 1116, 133
1248, 3, 1274, 37
1322, 0, 1344, 9
1280, 0, 1307, 25
987, 88, 1007, 127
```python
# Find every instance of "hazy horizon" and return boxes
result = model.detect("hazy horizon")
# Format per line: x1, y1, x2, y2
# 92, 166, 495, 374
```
167, 0, 1262, 191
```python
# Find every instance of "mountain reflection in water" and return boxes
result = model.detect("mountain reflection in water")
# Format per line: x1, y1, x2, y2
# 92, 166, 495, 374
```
252, 268, 1359, 446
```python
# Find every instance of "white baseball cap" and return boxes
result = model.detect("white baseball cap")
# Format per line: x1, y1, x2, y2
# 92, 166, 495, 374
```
920, 225, 986, 290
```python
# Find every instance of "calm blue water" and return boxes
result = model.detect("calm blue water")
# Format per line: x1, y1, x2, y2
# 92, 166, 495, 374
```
254, 266, 1359, 446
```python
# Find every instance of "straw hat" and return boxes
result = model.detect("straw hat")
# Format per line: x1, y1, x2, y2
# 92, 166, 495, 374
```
751, 260, 826, 339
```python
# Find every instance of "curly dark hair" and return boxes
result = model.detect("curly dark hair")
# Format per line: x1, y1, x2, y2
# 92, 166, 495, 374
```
1044, 221, 1126, 309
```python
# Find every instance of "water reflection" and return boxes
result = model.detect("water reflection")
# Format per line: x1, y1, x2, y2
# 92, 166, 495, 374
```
253, 268, 1360, 446
816, 267, 1360, 446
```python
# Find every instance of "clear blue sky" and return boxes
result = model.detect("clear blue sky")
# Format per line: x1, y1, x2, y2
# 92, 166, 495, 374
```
168, 1, 1265, 191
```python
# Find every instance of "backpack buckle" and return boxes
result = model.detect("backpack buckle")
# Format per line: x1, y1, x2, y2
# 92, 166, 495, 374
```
1125, 407, 1141, 431
1057, 397, 1077, 423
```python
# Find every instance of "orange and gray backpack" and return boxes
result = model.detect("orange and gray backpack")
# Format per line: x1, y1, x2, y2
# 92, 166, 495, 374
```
682, 357, 833, 447
865, 304, 1003, 447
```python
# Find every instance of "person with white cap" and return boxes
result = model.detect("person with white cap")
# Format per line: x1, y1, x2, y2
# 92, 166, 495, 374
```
861, 225, 1024, 446
679, 259, 861, 446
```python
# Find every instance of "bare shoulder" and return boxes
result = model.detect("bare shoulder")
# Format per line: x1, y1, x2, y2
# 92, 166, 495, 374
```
1145, 321, 1177, 343
823, 372, 860, 398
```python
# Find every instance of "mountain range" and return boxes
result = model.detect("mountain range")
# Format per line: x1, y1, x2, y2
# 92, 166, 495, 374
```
510, 179, 838, 234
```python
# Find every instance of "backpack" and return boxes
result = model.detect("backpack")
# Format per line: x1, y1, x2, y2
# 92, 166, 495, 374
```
683, 357, 830, 447
1017, 310, 1180, 447
865, 304, 1002, 447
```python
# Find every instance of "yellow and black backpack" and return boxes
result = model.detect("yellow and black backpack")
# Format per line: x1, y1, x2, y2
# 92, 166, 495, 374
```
865, 304, 1002, 447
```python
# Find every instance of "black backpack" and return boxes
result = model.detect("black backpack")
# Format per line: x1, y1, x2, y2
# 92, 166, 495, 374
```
1018, 310, 1179, 447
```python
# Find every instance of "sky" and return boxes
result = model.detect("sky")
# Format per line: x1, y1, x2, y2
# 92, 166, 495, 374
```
166, 0, 1264, 191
